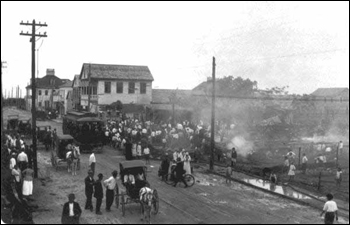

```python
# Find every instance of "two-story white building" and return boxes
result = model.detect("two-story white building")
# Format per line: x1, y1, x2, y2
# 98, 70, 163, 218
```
53, 80, 73, 116
26, 69, 67, 111
78, 63, 154, 114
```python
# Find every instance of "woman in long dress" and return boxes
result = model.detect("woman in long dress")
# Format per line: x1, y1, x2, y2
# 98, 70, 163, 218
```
183, 152, 192, 175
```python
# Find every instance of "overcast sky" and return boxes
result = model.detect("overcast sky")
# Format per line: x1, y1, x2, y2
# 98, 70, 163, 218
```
1, 1, 349, 97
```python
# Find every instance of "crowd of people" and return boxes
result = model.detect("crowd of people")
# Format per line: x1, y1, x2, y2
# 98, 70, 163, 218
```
1, 133, 35, 223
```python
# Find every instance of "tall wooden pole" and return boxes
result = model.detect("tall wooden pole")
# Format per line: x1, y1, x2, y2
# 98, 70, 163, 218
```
20, 19, 47, 178
210, 57, 216, 171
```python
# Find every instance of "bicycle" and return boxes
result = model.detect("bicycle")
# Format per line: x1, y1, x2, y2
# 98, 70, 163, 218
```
164, 164, 195, 188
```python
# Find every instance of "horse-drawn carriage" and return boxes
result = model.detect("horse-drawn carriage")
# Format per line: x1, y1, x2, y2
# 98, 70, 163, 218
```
117, 160, 159, 223
37, 125, 51, 143
63, 111, 104, 153
7, 115, 19, 130
51, 134, 80, 173
18, 119, 31, 136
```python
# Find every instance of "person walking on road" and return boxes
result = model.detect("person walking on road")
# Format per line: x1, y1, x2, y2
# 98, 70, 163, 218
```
173, 158, 188, 188
84, 170, 94, 212
320, 193, 338, 224
94, 173, 104, 215
103, 170, 118, 212
61, 193, 82, 224
184, 152, 192, 175
89, 152, 96, 177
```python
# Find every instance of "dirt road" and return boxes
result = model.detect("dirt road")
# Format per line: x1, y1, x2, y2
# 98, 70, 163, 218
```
3, 108, 350, 224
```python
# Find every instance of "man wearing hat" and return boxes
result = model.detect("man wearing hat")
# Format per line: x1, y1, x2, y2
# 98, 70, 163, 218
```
84, 170, 95, 212
94, 173, 104, 215
61, 193, 82, 224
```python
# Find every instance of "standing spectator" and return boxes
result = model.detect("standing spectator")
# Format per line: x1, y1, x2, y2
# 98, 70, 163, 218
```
12, 164, 22, 196
288, 162, 296, 181
301, 153, 308, 174
89, 152, 96, 177
9, 152, 17, 170
320, 193, 338, 224
17, 149, 28, 171
335, 168, 343, 188
143, 146, 150, 165
94, 173, 104, 215
22, 165, 34, 198
173, 149, 180, 162
183, 152, 192, 175
286, 150, 296, 164
231, 148, 237, 167
136, 142, 142, 160
132, 143, 137, 159
159, 154, 170, 181
61, 193, 82, 224
25, 145, 33, 169
125, 139, 133, 160
338, 141, 343, 155
103, 170, 118, 212
84, 170, 94, 212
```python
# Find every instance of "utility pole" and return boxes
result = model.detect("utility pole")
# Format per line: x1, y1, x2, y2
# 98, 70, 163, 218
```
20, 19, 47, 178
1, 61, 7, 135
87, 63, 91, 112
210, 57, 216, 171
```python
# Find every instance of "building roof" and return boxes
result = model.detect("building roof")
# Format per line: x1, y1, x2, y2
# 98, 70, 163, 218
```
59, 80, 73, 88
80, 63, 154, 81
152, 89, 192, 104
310, 88, 349, 97
26, 75, 66, 89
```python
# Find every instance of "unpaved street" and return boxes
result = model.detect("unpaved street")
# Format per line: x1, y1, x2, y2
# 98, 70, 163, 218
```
4, 109, 350, 224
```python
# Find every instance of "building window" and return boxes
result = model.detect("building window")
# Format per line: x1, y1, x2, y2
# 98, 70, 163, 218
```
140, 82, 146, 94
105, 82, 111, 93
45, 90, 48, 96
93, 86, 97, 95
117, 82, 123, 94
38, 90, 42, 96
128, 82, 135, 94
38, 102, 42, 107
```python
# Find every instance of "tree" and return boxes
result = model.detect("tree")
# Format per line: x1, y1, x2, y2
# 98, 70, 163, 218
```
214, 76, 258, 97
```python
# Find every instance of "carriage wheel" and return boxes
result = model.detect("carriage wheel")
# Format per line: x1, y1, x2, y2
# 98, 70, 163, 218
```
164, 174, 175, 186
121, 194, 125, 217
115, 186, 119, 208
152, 189, 159, 215
184, 174, 195, 187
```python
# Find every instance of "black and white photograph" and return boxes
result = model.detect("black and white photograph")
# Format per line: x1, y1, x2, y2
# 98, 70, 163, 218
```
1, 1, 349, 224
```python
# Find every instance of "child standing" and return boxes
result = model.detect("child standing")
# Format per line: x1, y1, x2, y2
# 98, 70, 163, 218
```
288, 162, 296, 181
335, 168, 343, 188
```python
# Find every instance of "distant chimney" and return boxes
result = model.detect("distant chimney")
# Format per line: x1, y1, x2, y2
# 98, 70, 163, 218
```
46, 69, 55, 76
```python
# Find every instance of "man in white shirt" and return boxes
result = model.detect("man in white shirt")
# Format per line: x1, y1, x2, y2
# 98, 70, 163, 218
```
320, 193, 338, 224
89, 152, 96, 176
62, 193, 82, 224
17, 150, 28, 171
103, 170, 118, 212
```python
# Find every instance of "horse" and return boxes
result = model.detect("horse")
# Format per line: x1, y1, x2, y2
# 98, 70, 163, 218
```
71, 146, 80, 176
139, 187, 155, 224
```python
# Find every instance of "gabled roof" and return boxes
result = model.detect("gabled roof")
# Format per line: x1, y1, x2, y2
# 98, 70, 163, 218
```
26, 75, 66, 89
152, 89, 192, 104
80, 63, 154, 81
310, 88, 349, 97
59, 80, 73, 88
